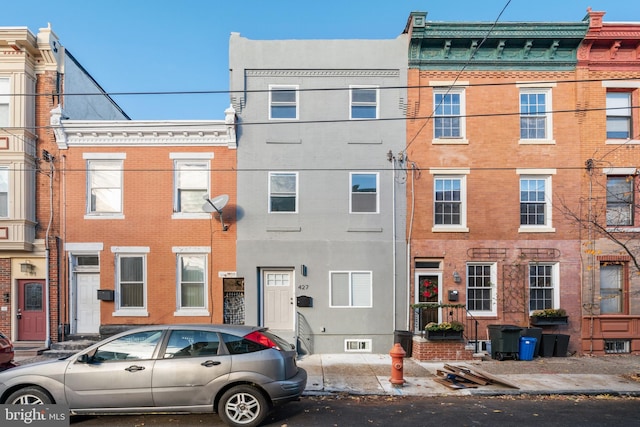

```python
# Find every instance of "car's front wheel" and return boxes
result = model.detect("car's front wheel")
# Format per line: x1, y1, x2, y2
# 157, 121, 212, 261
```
218, 385, 269, 427
6, 386, 53, 404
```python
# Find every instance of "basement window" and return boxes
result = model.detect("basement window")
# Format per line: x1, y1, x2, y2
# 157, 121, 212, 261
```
604, 339, 630, 354
344, 339, 372, 353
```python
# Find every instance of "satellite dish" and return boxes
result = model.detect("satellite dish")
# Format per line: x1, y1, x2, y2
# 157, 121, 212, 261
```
202, 194, 229, 213
202, 194, 230, 231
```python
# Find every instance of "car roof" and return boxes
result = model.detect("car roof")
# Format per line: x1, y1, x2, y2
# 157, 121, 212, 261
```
113, 324, 264, 336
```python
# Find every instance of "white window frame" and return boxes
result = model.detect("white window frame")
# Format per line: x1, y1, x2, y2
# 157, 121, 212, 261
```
268, 171, 298, 213
349, 85, 378, 120
112, 246, 149, 317
432, 86, 467, 143
0, 167, 8, 218
0, 77, 9, 127
600, 263, 625, 314
603, 81, 640, 144
430, 168, 469, 232
171, 153, 212, 218
517, 169, 556, 233
84, 153, 125, 219
173, 246, 210, 316
528, 262, 560, 313
466, 262, 497, 317
606, 92, 632, 140
349, 172, 379, 214
329, 271, 372, 308
517, 83, 555, 144
269, 85, 298, 120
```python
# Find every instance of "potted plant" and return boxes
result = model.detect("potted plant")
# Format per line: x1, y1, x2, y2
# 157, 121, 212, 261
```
530, 308, 568, 326
424, 320, 465, 340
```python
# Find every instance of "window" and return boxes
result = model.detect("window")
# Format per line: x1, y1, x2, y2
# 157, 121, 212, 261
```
350, 86, 378, 119
116, 253, 146, 312
529, 263, 558, 311
434, 177, 461, 225
520, 88, 551, 140
520, 178, 546, 225
0, 78, 8, 126
164, 330, 220, 358
330, 271, 372, 308
350, 173, 378, 213
606, 176, 634, 226
94, 330, 162, 361
178, 254, 206, 309
87, 159, 123, 215
434, 88, 464, 139
174, 160, 209, 213
466, 263, 496, 315
269, 85, 298, 120
431, 169, 469, 231
269, 172, 297, 213
0, 167, 8, 217
600, 263, 624, 314
606, 92, 632, 139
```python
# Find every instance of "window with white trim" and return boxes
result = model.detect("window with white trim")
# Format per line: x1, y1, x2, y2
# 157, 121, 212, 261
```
606, 92, 632, 139
177, 254, 207, 309
520, 88, 552, 140
466, 263, 496, 315
269, 85, 298, 120
269, 172, 298, 213
433, 88, 465, 139
600, 263, 625, 314
350, 86, 378, 119
0, 167, 8, 217
529, 263, 559, 311
174, 160, 209, 213
87, 159, 123, 215
519, 175, 553, 228
433, 174, 468, 230
116, 254, 146, 311
350, 172, 378, 213
0, 78, 9, 126
330, 271, 372, 308
606, 176, 634, 226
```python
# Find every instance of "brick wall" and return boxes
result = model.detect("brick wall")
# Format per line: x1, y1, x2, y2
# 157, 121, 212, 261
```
412, 337, 474, 361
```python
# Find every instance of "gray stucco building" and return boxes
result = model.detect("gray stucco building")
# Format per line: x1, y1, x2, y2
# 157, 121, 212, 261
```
229, 32, 408, 354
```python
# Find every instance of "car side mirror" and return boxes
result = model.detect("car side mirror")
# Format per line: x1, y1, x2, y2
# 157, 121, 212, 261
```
77, 348, 97, 364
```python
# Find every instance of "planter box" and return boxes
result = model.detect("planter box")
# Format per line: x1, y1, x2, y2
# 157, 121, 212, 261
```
426, 330, 463, 340
530, 316, 568, 326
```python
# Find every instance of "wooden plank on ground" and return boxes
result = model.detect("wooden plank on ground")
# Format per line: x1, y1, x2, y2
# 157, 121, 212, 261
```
448, 364, 520, 389
434, 377, 476, 390
443, 364, 491, 386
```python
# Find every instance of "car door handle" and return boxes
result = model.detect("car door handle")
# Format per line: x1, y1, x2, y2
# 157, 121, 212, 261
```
125, 365, 146, 372
201, 360, 221, 367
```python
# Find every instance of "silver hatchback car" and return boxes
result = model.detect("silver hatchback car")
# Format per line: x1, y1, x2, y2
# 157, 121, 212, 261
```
0, 324, 307, 427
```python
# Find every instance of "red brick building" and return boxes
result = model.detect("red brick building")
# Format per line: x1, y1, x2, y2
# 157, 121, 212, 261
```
576, 9, 640, 354
404, 12, 588, 355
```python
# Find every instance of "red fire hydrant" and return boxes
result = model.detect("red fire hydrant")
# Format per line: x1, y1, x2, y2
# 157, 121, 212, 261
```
389, 342, 406, 387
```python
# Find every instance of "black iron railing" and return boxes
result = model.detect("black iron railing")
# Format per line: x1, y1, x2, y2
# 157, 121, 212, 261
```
411, 303, 481, 353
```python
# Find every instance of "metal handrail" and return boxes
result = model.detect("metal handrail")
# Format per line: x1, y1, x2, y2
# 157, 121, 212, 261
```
411, 303, 481, 353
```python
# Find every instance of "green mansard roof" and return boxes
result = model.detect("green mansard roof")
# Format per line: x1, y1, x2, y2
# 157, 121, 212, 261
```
407, 11, 589, 71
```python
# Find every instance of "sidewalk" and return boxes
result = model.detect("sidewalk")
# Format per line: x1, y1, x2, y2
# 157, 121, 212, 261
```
297, 353, 640, 397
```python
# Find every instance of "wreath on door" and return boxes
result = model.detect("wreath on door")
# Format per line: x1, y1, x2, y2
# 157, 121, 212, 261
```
420, 278, 438, 298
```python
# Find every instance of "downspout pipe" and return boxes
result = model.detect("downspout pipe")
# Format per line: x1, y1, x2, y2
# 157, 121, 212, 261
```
43, 151, 55, 349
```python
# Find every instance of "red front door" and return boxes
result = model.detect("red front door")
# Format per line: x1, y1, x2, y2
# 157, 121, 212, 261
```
17, 280, 46, 341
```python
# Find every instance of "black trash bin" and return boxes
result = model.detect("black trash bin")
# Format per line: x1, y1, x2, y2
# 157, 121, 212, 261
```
522, 327, 543, 357
554, 334, 570, 357
394, 330, 413, 358
540, 334, 557, 357
488, 325, 523, 360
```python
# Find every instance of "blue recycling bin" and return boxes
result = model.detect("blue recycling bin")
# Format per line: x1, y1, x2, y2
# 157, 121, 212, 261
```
519, 336, 537, 361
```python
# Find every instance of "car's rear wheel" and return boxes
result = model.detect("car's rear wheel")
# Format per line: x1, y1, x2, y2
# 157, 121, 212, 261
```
7, 386, 53, 404
218, 385, 269, 427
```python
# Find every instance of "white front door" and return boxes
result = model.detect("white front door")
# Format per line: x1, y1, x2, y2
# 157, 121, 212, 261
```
76, 273, 100, 334
263, 270, 294, 330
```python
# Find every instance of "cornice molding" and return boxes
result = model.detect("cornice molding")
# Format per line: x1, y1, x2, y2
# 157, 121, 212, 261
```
245, 69, 399, 78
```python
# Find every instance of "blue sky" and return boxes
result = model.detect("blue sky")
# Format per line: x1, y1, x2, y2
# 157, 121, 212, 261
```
3, 0, 639, 120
